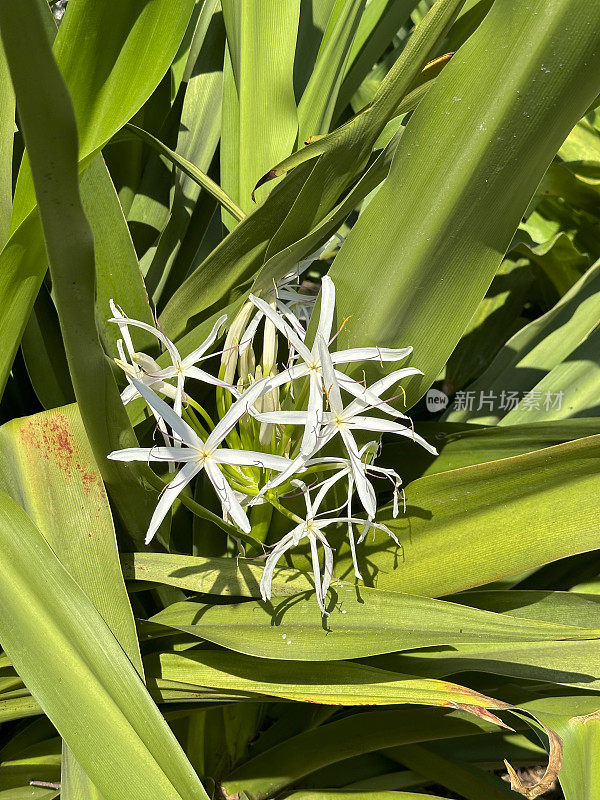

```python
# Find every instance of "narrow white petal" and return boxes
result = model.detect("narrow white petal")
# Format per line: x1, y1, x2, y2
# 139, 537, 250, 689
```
344, 416, 438, 455
341, 367, 422, 418
109, 300, 136, 357
331, 346, 413, 364
316, 275, 336, 343
109, 316, 181, 367
276, 299, 308, 338
259, 362, 310, 391
130, 377, 203, 448
308, 534, 326, 613
248, 293, 311, 361
356, 519, 400, 547
238, 310, 262, 354
204, 460, 251, 533
299, 373, 324, 456
317, 335, 344, 415
145, 460, 203, 544
181, 314, 227, 367
212, 448, 292, 471
254, 410, 310, 425
205, 377, 270, 449
120, 383, 139, 405
174, 372, 184, 422
259, 531, 298, 601
315, 529, 334, 598
312, 466, 350, 516
345, 478, 363, 580
339, 428, 377, 518
184, 365, 238, 392
107, 446, 197, 462
258, 453, 308, 495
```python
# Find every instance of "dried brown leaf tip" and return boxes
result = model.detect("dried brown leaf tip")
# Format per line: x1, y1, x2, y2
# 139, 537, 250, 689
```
447, 700, 515, 731
251, 169, 279, 203
504, 727, 563, 799
215, 786, 240, 800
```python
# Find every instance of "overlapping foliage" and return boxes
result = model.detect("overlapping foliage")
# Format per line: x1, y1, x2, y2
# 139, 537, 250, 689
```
0, 1, 600, 799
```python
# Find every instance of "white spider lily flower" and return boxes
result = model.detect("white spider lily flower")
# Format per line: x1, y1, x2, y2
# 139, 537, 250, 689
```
260, 479, 393, 613
249, 275, 414, 457
241, 235, 341, 357
107, 376, 292, 543
305, 446, 403, 580
109, 300, 232, 418
255, 337, 436, 513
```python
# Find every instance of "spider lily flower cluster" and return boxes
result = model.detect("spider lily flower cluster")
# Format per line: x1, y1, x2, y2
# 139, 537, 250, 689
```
107, 269, 436, 613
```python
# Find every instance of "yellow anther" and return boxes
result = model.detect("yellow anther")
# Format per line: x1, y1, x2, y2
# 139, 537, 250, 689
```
398, 385, 407, 407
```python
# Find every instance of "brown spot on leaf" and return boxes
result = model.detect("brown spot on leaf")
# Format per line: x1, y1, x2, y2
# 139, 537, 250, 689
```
18, 413, 75, 473
17, 412, 106, 506
571, 709, 600, 724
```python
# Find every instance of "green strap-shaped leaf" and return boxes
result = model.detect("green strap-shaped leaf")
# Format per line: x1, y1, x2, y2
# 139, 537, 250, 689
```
222, 707, 501, 800
0, 404, 145, 798
11, 0, 196, 228
125, 123, 244, 222
160, 0, 463, 342
390, 638, 600, 692
145, 1, 226, 307
327, 0, 600, 408
390, 743, 516, 800
150, 648, 513, 709
285, 794, 448, 800
521, 696, 600, 800
0, 0, 157, 534
348, 435, 600, 598
0, 405, 142, 672
0, 38, 13, 247
446, 257, 600, 424
221, 0, 300, 215
148, 584, 600, 661
0, 490, 210, 800
0, 0, 195, 396
297, 0, 365, 143
80, 153, 156, 361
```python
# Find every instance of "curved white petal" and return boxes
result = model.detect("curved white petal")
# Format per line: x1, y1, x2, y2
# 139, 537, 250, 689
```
254, 410, 310, 425
109, 316, 181, 367
204, 460, 251, 533
130, 377, 203, 448
212, 448, 292, 471
314, 529, 334, 599
331, 346, 412, 364
317, 335, 343, 415
145, 460, 203, 544
344, 416, 438, 455
109, 300, 135, 357
238, 309, 263, 355
308, 534, 325, 613
260, 362, 310, 391
184, 365, 238, 392
299, 373, 324, 457
248, 293, 311, 361
259, 530, 299, 600
107, 446, 197, 463
339, 427, 377, 518
181, 314, 227, 367
316, 275, 336, 344
206, 376, 271, 449
337, 368, 422, 419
